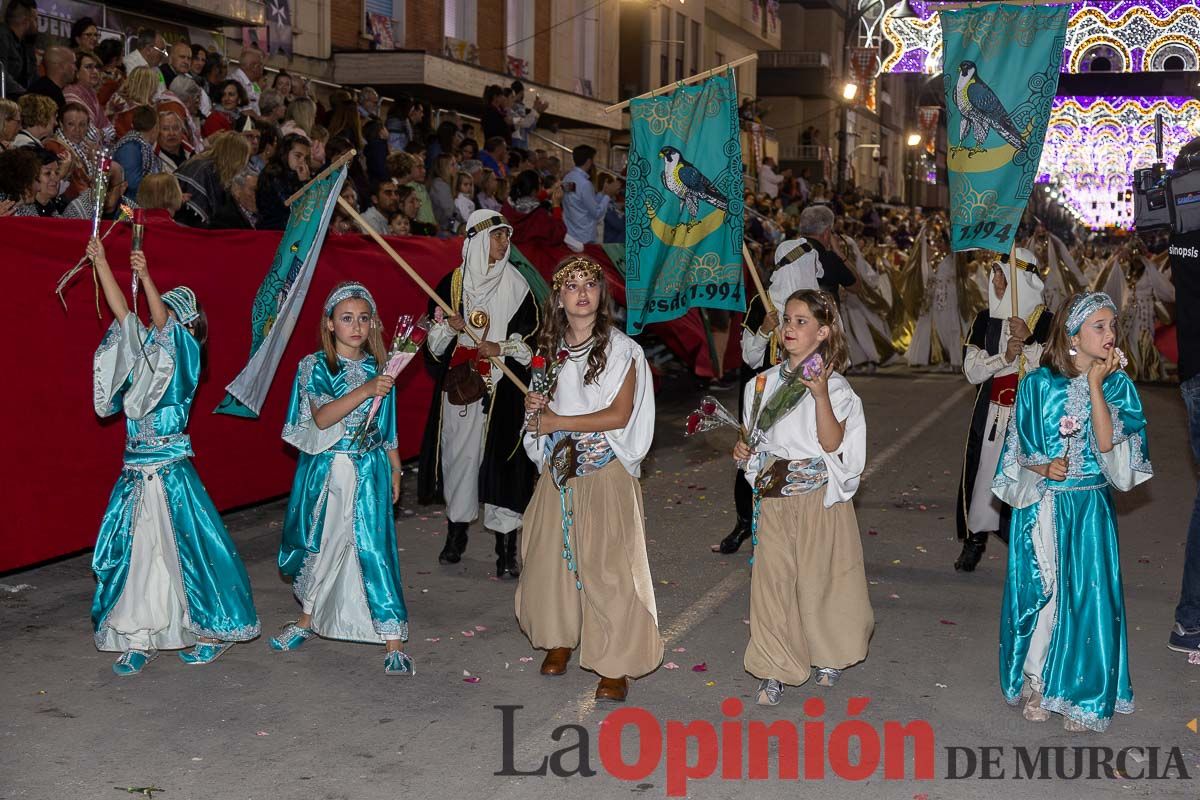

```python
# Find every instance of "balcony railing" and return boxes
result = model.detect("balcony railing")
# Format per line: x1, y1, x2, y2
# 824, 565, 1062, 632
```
780, 143, 832, 162
759, 51, 831, 69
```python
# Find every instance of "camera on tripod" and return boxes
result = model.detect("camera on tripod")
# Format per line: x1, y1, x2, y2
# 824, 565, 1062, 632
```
1134, 115, 1200, 234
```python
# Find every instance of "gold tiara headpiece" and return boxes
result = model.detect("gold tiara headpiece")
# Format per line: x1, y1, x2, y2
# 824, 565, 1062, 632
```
552, 257, 603, 292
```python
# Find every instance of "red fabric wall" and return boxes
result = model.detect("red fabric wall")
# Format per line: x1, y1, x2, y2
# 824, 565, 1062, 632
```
2, 219, 737, 571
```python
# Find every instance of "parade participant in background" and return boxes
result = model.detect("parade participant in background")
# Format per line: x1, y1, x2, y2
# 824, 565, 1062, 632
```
955, 249, 1054, 572
712, 239, 818, 555
518, 255, 663, 703
838, 233, 897, 371
994, 292, 1152, 732
418, 209, 538, 576
88, 237, 259, 675
734, 289, 874, 705
272, 282, 413, 675
1112, 238, 1175, 383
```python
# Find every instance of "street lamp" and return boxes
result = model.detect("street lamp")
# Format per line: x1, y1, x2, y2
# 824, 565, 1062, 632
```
906, 132, 923, 210
906, 132, 922, 147
842, 82, 859, 100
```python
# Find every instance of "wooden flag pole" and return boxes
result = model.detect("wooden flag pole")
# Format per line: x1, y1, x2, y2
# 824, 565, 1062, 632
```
742, 242, 775, 314
335, 195, 530, 394
604, 53, 758, 113
286, 150, 358, 207
1010, 243, 1019, 320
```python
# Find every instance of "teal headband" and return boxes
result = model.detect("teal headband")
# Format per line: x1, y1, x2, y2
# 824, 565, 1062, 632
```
161, 287, 199, 325
1065, 292, 1116, 335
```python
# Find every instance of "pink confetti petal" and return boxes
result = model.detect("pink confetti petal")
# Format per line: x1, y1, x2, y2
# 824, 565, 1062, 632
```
939, 619, 957, 626
474, 625, 487, 632
663, 662, 680, 670
463, 677, 481, 684
691, 663, 708, 672
255, 731, 269, 736
519, 656, 534, 663
672, 647, 686, 652
1188, 651, 1200, 665
461, 630, 475, 637
424, 637, 440, 643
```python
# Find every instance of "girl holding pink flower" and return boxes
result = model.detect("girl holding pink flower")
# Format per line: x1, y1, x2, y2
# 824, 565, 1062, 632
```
993, 291, 1152, 732
732, 289, 874, 706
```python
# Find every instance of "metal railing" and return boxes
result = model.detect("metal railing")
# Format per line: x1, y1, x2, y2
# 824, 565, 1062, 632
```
759, 51, 831, 69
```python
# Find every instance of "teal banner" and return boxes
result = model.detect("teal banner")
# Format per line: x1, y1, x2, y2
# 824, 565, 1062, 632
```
625, 72, 745, 334
941, 2, 1068, 254
216, 167, 347, 417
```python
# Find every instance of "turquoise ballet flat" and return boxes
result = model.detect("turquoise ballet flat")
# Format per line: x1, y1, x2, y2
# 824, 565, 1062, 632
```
178, 642, 232, 665
268, 623, 316, 651
112, 650, 156, 676
383, 650, 415, 676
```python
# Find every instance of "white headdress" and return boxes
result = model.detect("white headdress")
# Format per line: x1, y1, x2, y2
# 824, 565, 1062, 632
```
988, 246, 1045, 321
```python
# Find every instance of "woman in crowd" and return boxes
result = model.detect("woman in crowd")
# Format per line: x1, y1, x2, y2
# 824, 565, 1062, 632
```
173, 131, 251, 227
43, 101, 95, 201
429, 153, 457, 235
281, 97, 316, 141
108, 66, 159, 140
502, 169, 565, 249
0, 99, 19, 150
0, 147, 41, 212
136, 172, 185, 220
69, 17, 101, 53
202, 79, 249, 139
64, 50, 113, 142
256, 133, 311, 230
94, 39, 125, 107
12, 94, 56, 149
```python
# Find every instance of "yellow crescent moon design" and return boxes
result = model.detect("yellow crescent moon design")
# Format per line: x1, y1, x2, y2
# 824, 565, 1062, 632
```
647, 201, 726, 248
950, 119, 1036, 173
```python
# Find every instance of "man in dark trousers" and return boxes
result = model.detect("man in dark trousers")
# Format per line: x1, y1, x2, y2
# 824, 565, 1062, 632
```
1168, 137, 1200, 655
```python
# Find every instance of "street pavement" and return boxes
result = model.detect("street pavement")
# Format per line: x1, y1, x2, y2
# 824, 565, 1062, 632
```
2, 371, 1199, 800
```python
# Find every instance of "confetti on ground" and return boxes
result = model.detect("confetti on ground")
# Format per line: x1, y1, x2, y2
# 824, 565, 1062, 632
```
1138, 558, 1151, 564
889, 593, 901, 599
1189, 652, 1200, 665
461, 631, 475, 637
256, 731, 270, 736
915, 546, 927, 553
463, 677, 481, 684
691, 663, 708, 672
705, 681, 716, 687
663, 662, 680, 670
939, 619, 957, 626
892, 560, 902, 565
519, 656, 534, 663
918, 505, 928, 511
935, 683, 947, 689
672, 647, 686, 652
474, 625, 487, 632
424, 638, 440, 643
742, 619, 750, 625
867, 529, 878, 536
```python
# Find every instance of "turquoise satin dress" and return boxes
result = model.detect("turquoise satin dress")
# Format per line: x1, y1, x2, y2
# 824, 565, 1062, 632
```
91, 316, 260, 649
993, 367, 1152, 732
279, 353, 408, 642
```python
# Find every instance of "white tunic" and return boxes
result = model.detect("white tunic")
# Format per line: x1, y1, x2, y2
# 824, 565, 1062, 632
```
524, 329, 655, 477
741, 368, 867, 507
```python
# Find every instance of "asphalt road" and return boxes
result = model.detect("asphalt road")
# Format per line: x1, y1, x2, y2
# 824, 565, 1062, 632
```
2, 372, 1199, 800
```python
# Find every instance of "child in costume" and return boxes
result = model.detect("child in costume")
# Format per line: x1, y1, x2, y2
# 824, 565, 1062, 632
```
271, 282, 413, 675
733, 289, 874, 705
90, 237, 259, 675
994, 292, 1151, 732
517, 255, 663, 703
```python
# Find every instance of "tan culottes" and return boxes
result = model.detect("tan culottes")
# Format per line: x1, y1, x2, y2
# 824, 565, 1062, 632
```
744, 490, 874, 686
515, 461, 664, 679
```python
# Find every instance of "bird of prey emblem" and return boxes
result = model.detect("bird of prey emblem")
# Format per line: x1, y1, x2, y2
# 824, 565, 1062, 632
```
952, 60, 1026, 158
658, 146, 728, 228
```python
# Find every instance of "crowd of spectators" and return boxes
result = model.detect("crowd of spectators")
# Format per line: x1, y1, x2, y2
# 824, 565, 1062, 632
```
0, 1, 626, 250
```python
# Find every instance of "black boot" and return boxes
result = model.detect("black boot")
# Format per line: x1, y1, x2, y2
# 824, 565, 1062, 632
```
439, 521, 469, 564
494, 531, 520, 578
712, 517, 752, 554
954, 531, 988, 572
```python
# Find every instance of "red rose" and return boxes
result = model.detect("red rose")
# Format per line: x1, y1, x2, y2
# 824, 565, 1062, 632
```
531, 355, 546, 369
556, 349, 569, 363
408, 326, 429, 346
685, 412, 701, 436
700, 400, 717, 416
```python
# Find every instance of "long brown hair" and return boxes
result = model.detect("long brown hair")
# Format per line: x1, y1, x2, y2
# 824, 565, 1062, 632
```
319, 282, 388, 371
784, 289, 850, 372
537, 256, 613, 386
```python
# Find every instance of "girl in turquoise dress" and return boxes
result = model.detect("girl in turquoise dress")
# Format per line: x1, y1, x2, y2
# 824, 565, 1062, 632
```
270, 282, 413, 675
89, 237, 259, 676
993, 292, 1152, 732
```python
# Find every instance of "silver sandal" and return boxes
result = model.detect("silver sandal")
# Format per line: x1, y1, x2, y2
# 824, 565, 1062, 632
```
756, 678, 784, 706
815, 668, 842, 687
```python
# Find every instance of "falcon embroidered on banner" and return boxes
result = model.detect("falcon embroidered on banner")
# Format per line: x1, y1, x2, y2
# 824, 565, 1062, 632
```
658, 145, 728, 227
953, 60, 1026, 157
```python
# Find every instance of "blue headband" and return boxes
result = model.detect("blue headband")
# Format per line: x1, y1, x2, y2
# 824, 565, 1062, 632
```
323, 283, 377, 316
161, 287, 199, 325
1065, 292, 1116, 335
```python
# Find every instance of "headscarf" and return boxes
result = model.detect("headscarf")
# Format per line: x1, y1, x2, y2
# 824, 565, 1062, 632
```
988, 246, 1045, 321
461, 208, 515, 303
773, 237, 815, 274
